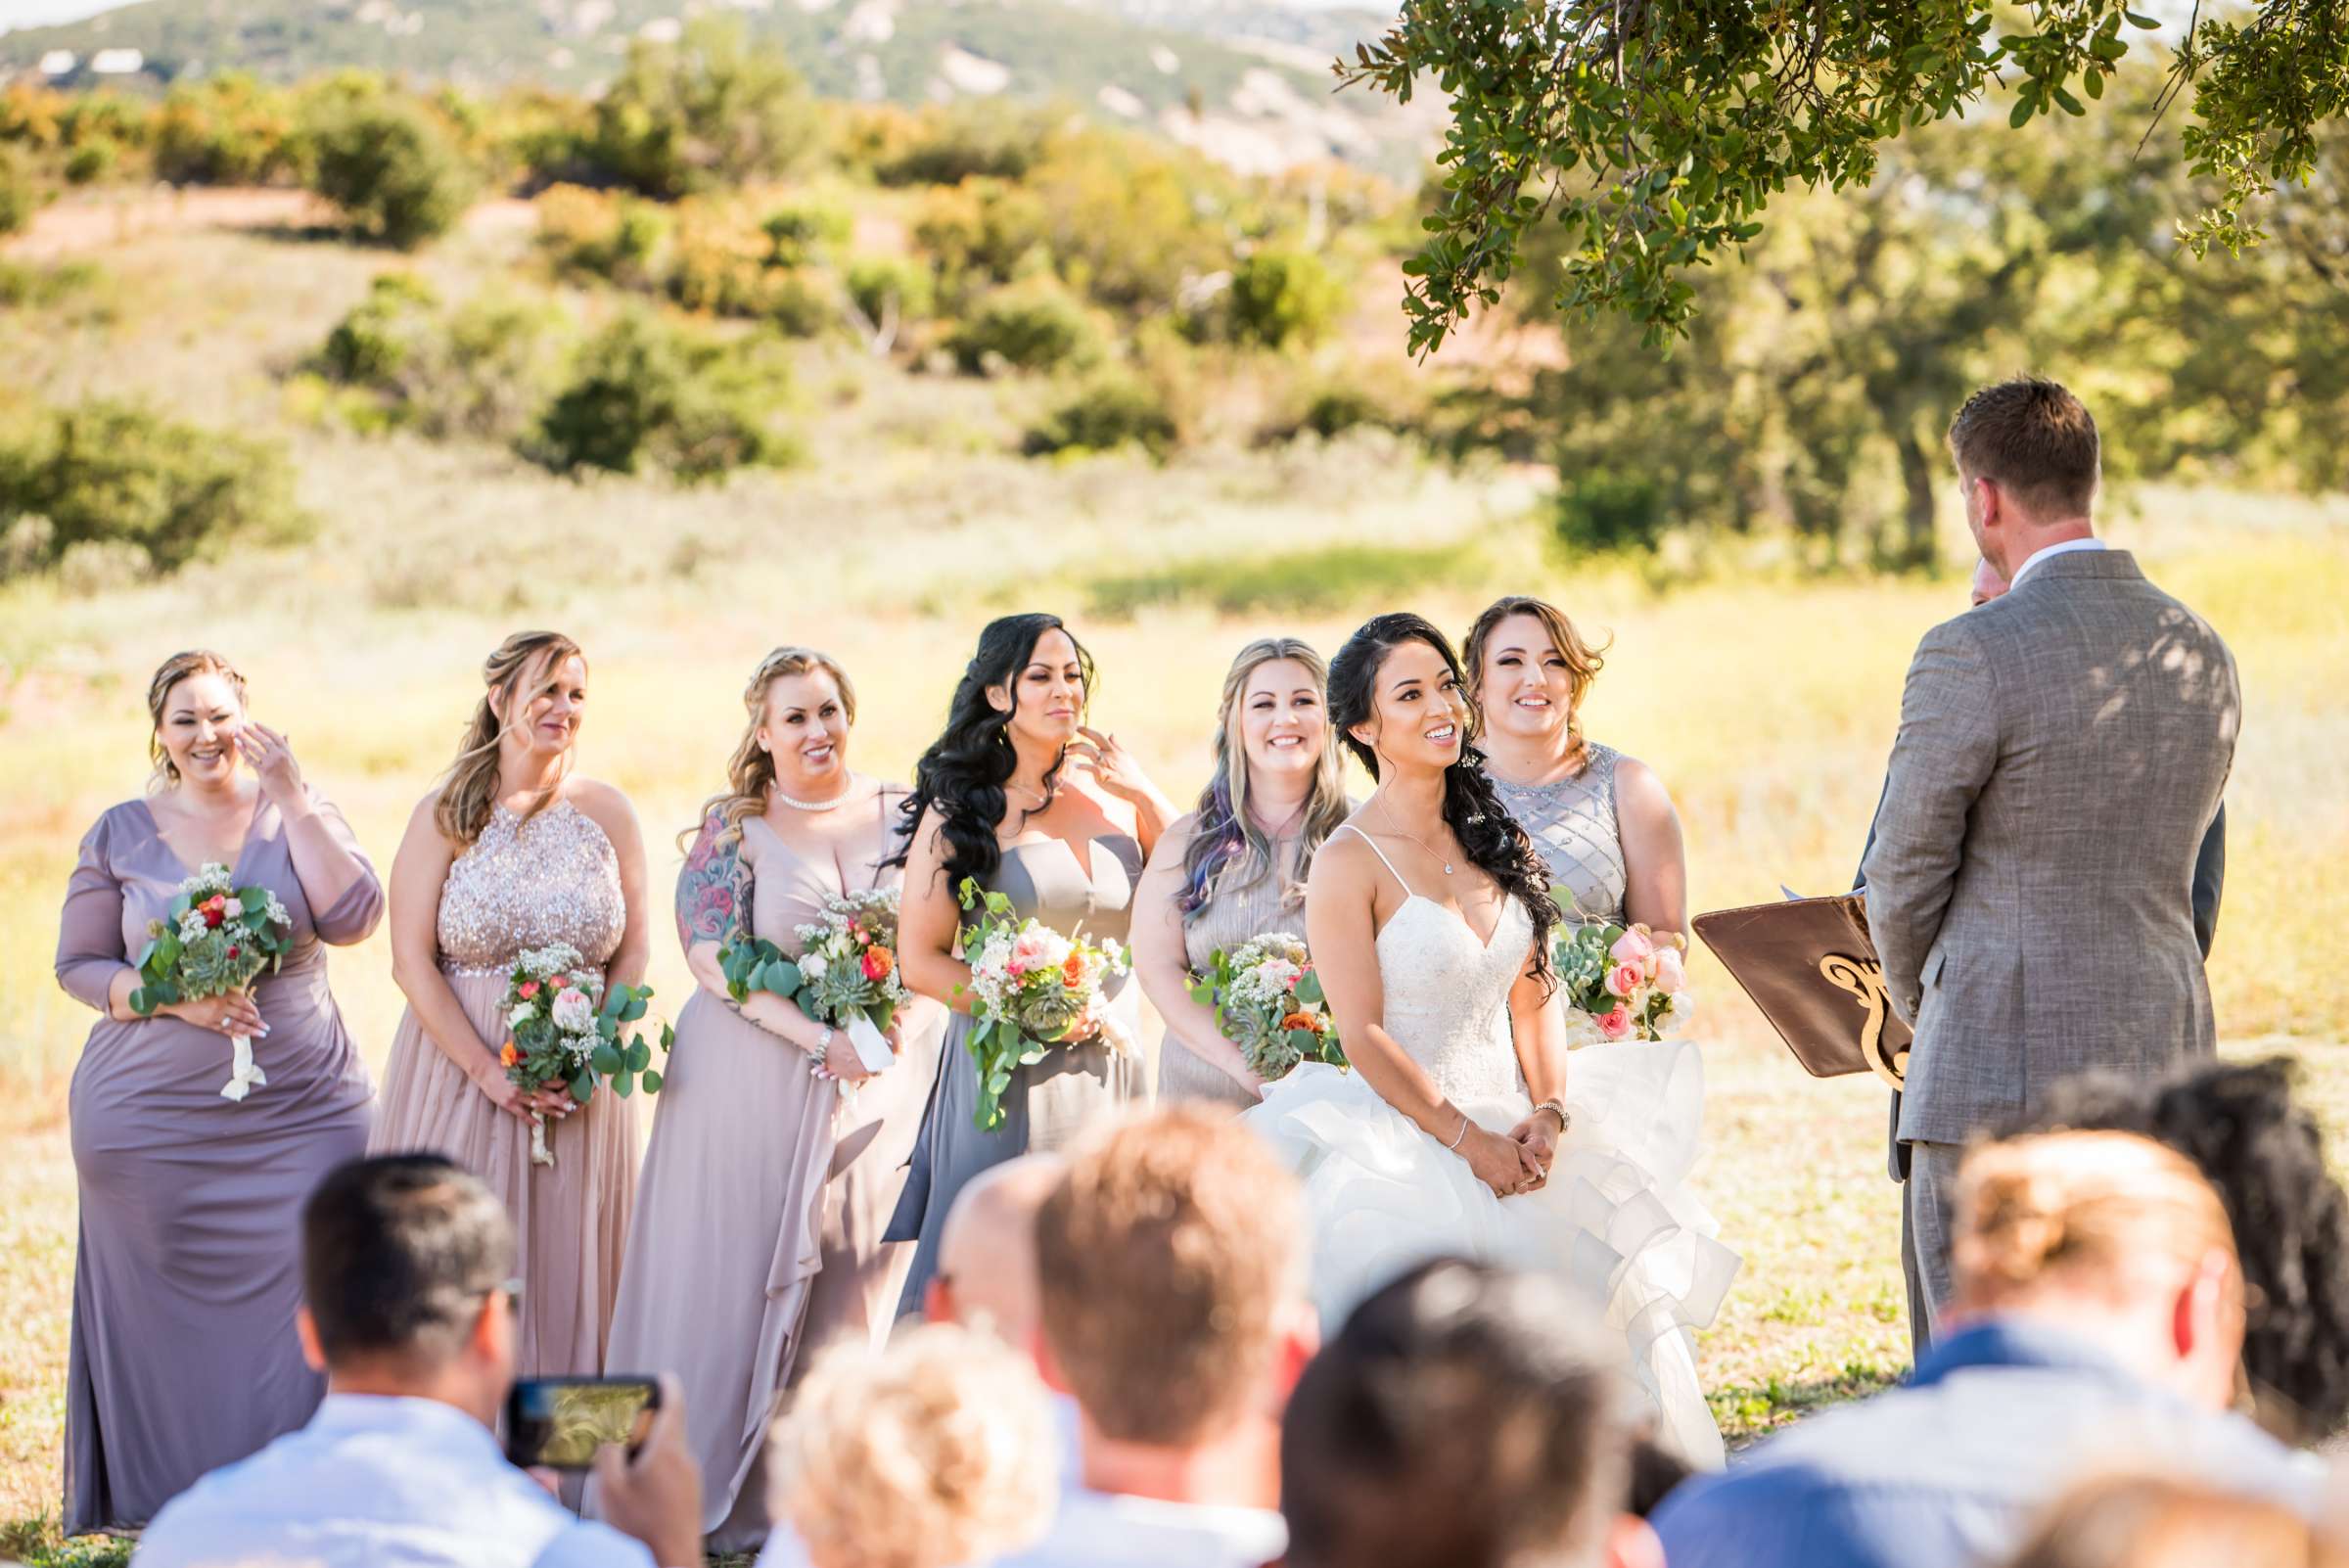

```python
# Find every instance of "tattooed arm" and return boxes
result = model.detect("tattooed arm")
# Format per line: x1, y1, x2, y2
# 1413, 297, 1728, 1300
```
678, 813, 751, 1002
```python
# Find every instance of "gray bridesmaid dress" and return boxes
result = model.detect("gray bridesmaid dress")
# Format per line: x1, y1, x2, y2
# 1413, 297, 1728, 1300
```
1157, 832, 1308, 1109
369, 799, 636, 1378
599, 797, 944, 1551
885, 835, 1147, 1315
1489, 741, 1630, 921
56, 792, 380, 1532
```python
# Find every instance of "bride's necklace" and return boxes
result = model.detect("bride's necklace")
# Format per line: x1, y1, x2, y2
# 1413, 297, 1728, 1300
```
774, 779, 854, 811
1378, 798, 1455, 877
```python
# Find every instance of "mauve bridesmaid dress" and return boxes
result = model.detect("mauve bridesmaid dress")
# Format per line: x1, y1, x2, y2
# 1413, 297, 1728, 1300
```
368, 799, 637, 1377
597, 792, 944, 1551
56, 791, 380, 1532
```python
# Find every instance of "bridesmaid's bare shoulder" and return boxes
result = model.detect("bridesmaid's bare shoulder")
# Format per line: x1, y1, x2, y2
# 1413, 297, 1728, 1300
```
1144, 810, 1201, 872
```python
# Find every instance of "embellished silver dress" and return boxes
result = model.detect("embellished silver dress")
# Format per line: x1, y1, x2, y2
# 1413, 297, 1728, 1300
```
1488, 740, 1631, 922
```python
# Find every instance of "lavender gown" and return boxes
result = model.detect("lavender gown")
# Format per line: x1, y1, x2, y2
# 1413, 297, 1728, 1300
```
56, 792, 380, 1532
599, 798, 944, 1550
369, 799, 636, 1377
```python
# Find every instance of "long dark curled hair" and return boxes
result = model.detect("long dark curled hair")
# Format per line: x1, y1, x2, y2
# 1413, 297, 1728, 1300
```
1328, 613, 1555, 989
887, 613, 1097, 890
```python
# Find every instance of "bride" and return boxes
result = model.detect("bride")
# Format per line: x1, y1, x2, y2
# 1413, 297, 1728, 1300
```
1244, 612, 1735, 1468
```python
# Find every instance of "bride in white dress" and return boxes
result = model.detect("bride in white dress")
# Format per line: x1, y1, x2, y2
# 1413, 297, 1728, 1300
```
1244, 613, 1736, 1468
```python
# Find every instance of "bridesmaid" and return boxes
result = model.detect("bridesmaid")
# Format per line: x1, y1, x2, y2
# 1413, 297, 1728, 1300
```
882, 613, 1175, 1314
1131, 637, 1350, 1106
370, 630, 650, 1376
1464, 595, 1686, 930
599, 647, 946, 1552
56, 650, 379, 1531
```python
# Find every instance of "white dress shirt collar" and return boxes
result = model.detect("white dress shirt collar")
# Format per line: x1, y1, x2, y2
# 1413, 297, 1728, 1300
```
2006, 535, 2107, 590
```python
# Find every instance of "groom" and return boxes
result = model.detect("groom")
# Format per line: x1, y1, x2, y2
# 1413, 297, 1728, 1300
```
1863, 377, 2240, 1338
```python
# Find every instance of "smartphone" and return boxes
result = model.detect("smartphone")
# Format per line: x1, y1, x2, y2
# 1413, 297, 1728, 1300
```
504, 1376, 660, 1471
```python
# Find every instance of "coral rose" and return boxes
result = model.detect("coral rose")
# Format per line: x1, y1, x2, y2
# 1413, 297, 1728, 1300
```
499, 1040, 519, 1067
1595, 1004, 1634, 1040
862, 945, 894, 983
518, 980, 540, 1000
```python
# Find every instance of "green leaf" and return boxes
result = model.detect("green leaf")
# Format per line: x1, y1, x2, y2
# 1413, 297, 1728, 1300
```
1296, 971, 1325, 1006
2051, 86, 2085, 116
987, 1068, 1013, 1094
591, 1041, 622, 1077
2008, 94, 2035, 129
622, 1039, 648, 1072
568, 1071, 594, 1101
641, 1068, 664, 1093
2124, 10, 2158, 26
613, 1072, 635, 1099
1286, 1028, 1317, 1055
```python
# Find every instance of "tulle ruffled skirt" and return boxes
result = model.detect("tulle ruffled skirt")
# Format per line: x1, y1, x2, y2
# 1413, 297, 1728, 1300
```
1244, 1038, 1739, 1468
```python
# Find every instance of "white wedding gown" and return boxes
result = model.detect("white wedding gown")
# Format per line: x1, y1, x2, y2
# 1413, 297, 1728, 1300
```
1243, 834, 1739, 1468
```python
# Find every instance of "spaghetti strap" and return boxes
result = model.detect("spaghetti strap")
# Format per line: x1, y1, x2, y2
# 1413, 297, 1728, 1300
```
1338, 823, 1412, 899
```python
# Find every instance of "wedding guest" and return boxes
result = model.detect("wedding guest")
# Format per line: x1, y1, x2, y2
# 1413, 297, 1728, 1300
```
1464, 595, 1684, 932
600, 647, 946, 1551
2011, 1056, 2349, 1444
1865, 378, 2241, 1334
1861, 551, 2231, 1359
134, 1155, 701, 1568
1131, 637, 1349, 1106
925, 1152, 1068, 1357
1280, 1259, 1663, 1568
767, 1325, 1059, 1568
995, 1106, 1314, 1568
1653, 1130, 2317, 1568
56, 649, 380, 1531
2000, 1473, 2349, 1568
884, 614, 1175, 1315
371, 631, 650, 1376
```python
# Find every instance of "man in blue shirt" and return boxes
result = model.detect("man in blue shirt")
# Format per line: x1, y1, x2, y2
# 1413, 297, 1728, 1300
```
1652, 1130, 2316, 1568
136, 1155, 704, 1568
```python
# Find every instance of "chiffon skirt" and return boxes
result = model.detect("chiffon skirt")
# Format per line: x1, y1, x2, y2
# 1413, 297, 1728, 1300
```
369, 967, 638, 1377
1245, 1038, 1739, 1469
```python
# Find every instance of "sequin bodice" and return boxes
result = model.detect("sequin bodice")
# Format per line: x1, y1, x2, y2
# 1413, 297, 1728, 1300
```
437, 800, 624, 974
1490, 742, 1628, 924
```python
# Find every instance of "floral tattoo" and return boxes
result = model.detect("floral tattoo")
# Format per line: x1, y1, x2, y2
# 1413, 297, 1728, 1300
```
676, 814, 749, 953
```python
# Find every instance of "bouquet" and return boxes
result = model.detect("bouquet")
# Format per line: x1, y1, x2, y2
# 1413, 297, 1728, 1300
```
129, 861, 295, 1102
954, 876, 1129, 1131
1188, 932, 1344, 1084
497, 943, 672, 1167
1550, 917, 1692, 1044
719, 889, 909, 1086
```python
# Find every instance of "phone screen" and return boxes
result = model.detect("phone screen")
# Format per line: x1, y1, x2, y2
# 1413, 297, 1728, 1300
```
505, 1377, 659, 1471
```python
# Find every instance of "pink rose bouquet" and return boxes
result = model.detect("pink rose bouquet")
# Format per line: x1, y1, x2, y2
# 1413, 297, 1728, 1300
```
1550, 917, 1693, 1044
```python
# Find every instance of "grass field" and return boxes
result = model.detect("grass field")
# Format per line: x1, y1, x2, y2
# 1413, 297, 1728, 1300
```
0, 208, 2345, 1561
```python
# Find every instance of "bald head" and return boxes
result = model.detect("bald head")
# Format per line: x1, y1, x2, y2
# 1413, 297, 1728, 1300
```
926, 1153, 1066, 1356
1969, 557, 2009, 608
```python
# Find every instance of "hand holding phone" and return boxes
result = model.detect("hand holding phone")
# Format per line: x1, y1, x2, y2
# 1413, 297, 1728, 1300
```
504, 1375, 660, 1472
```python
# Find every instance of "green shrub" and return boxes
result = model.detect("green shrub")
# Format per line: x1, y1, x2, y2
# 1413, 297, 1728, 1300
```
534, 184, 670, 289
64, 140, 117, 186
1022, 370, 1179, 461
845, 255, 936, 327
1088, 542, 1486, 621
152, 73, 299, 186
528, 309, 796, 484
571, 19, 821, 199
0, 400, 313, 576
1221, 248, 1345, 349
320, 272, 440, 384
944, 278, 1102, 375
0, 146, 38, 238
317, 274, 571, 442
872, 103, 1054, 186
1552, 467, 1674, 553
304, 94, 477, 250
912, 178, 1051, 299
760, 202, 850, 269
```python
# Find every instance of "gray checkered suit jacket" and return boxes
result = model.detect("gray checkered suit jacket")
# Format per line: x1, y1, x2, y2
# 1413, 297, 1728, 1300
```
1861, 548, 2240, 1147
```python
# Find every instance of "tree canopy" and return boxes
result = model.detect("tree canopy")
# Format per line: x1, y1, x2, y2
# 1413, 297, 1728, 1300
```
1343, 0, 2349, 351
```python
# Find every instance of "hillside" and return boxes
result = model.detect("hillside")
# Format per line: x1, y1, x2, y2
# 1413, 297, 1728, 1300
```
0, 0, 1430, 177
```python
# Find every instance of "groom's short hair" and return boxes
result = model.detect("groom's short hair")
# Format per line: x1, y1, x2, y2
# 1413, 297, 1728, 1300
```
1949, 376, 2100, 522
302, 1154, 515, 1369
1035, 1106, 1304, 1447
1281, 1259, 1639, 1568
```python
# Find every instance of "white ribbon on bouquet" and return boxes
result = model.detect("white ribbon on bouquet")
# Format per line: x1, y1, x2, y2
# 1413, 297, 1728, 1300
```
219, 1035, 268, 1102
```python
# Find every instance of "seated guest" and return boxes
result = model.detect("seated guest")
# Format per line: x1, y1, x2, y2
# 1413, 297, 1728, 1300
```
1654, 1130, 2317, 1568
135, 1155, 703, 1568
924, 1152, 1069, 1358
772, 1324, 1059, 1568
1280, 1259, 1661, 1568
2011, 1056, 2349, 1444
995, 1106, 1315, 1568
2002, 1473, 2348, 1568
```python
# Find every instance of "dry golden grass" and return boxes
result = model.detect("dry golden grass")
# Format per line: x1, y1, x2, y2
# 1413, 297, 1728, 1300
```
0, 216, 2344, 1557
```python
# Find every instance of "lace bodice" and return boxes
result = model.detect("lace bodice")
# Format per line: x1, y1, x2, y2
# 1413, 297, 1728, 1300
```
1348, 826, 1533, 1109
1489, 742, 1628, 923
437, 800, 624, 974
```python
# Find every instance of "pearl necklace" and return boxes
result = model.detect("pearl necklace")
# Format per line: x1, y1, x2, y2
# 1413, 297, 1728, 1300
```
775, 783, 853, 811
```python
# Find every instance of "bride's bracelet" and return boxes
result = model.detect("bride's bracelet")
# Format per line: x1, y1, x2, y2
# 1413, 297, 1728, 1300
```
1448, 1114, 1471, 1150
1534, 1097, 1571, 1133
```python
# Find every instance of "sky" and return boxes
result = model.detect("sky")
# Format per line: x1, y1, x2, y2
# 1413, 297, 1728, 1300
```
0, 0, 125, 31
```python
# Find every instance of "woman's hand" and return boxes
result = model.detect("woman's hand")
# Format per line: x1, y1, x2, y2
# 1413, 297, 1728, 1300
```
161, 992, 267, 1039
1459, 1123, 1543, 1197
234, 722, 308, 816
469, 1060, 567, 1123
1508, 1109, 1562, 1191
1068, 726, 1161, 809
821, 1029, 876, 1085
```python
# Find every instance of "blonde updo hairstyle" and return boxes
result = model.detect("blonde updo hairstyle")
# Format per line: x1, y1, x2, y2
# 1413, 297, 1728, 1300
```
433, 631, 585, 848
147, 650, 250, 790
771, 1322, 1058, 1568
1955, 1130, 2242, 1319
683, 646, 858, 853
1461, 595, 1611, 774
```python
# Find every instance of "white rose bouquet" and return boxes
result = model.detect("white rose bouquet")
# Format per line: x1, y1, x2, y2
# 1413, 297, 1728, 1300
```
497, 942, 672, 1167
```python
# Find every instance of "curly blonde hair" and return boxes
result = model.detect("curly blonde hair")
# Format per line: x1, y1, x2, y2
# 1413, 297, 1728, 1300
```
680, 646, 857, 853
433, 631, 584, 847
771, 1323, 1058, 1568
